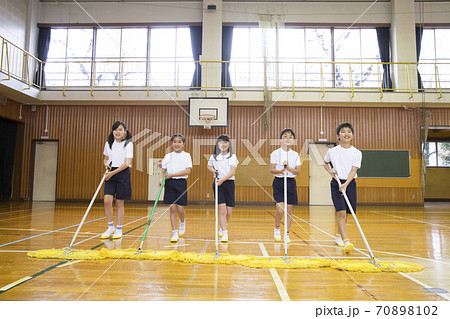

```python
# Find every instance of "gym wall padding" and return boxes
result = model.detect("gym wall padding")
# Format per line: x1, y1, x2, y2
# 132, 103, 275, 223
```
3, 101, 450, 204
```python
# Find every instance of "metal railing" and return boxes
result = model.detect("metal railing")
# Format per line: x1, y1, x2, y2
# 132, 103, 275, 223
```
0, 36, 42, 90
1, 36, 448, 99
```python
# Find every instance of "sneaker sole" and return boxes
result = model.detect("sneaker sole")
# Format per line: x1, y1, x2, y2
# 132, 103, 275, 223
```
274, 238, 281, 242
101, 235, 112, 239
179, 232, 185, 236
170, 238, 178, 243
343, 243, 354, 252
112, 235, 122, 239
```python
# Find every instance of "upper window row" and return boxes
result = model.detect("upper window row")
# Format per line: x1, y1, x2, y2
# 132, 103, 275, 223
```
45, 26, 450, 89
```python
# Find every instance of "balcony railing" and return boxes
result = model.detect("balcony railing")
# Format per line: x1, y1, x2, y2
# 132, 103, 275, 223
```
1, 35, 448, 99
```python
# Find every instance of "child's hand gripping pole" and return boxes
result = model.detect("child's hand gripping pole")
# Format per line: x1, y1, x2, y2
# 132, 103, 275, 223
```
68, 163, 111, 251
137, 171, 168, 252
327, 163, 378, 265
214, 170, 220, 258
283, 164, 289, 262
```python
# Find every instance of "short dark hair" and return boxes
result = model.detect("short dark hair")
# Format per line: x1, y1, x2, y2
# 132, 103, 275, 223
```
171, 133, 185, 143
336, 122, 354, 135
280, 128, 295, 139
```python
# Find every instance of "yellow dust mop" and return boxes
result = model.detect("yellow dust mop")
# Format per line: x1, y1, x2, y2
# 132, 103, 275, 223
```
27, 248, 424, 273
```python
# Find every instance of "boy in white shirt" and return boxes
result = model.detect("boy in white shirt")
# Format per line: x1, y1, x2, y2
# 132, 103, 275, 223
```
324, 122, 362, 252
270, 128, 301, 243
207, 134, 239, 243
160, 134, 192, 243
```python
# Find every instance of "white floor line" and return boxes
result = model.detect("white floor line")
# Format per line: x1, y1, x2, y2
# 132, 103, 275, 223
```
0, 277, 32, 292
399, 272, 450, 301
292, 215, 370, 258
258, 243, 290, 301
57, 260, 84, 268
372, 211, 450, 229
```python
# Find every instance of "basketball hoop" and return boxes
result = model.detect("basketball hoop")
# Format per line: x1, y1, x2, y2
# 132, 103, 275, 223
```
199, 114, 215, 129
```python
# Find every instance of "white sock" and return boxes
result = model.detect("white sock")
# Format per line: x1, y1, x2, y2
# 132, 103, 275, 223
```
108, 222, 114, 230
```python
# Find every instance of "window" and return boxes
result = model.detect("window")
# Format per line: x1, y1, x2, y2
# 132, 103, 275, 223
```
424, 141, 450, 167
95, 28, 148, 87
334, 28, 380, 88
46, 26, 193, 88
46, 28, 93, 87
149, 27, 194, 87
419, 28, 450, 89
230, 27, 379, 89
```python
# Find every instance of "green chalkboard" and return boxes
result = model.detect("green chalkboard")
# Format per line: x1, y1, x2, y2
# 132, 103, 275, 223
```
358, 150, 410, 178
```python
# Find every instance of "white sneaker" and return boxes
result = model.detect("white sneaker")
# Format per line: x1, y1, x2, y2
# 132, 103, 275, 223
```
179, 222, 185, 236
285, 235, 291, 244
274, 228, 281, 241
335, 236, 344, 247
343, 241, 354, 252
112, 229, 122, 239
101, 227, 115, 239
171, 231, 179, 243
219, 228, 223, 237
221, 231, 228, 243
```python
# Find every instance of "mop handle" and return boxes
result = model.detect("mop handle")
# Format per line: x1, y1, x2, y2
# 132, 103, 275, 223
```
138, 172, 168, 251
214, 171, 219, 256
283, 164, 288, 257
69, 167, 110, 249
328, 163, 376, 262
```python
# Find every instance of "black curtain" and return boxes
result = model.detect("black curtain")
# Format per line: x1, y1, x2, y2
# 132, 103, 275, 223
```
416, 26, 424, 91
376, 27, 392, 90
34, 27, 51, 88
0, 119, 17, 200
190, 26, 202, 89
221, 26, 234, 89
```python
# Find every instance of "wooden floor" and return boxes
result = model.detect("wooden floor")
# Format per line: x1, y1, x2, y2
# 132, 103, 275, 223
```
0, 201, 449, 301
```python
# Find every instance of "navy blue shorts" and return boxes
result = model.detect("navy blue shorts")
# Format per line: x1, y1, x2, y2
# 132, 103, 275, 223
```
212, 180, 235, 207
104, 167, 132, 200
272, 177, 298, 205
331, 179, 357, 214
163, 179, 188, 206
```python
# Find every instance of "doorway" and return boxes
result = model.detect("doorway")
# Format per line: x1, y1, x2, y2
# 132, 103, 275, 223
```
31, 140, 59, 201
309, 142, 335, 205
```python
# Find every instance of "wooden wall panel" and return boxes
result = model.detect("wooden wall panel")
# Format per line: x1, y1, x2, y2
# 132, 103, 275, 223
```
0, 99, 24, 122
430, 108, 450, 126
12, 104, 450, 204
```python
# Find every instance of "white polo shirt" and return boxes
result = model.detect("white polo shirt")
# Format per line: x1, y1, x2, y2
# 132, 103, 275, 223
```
103, 140, 133, 167
270, 147, 301, 178
162, 151, 193, 179
207, 153, 239, 180
324, 145, 362, 180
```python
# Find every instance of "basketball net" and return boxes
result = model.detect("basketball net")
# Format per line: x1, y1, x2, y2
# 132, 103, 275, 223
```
199, 114, 215, 129
259, 14, 285, 131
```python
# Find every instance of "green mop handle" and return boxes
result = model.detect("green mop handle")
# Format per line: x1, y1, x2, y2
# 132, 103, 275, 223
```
137, 171, 167, 251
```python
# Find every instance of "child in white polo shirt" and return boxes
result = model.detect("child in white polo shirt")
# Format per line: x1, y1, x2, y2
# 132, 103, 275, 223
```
160, 134, 192, 243
207, 134, 239, 243
324, 122, 362, 252
270, 128, 301, 244
101, 121, 133, 239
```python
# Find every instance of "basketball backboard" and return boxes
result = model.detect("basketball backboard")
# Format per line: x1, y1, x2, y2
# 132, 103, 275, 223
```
188, 97, 228, 128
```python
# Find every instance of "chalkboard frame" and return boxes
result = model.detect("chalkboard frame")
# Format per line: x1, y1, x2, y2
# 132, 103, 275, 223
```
358, 150, 410, 178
